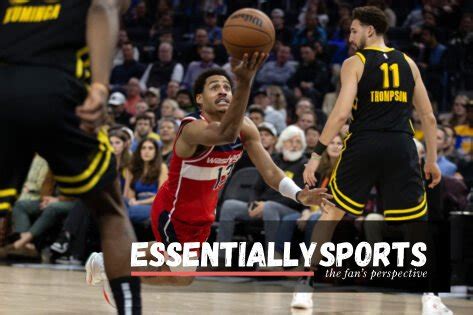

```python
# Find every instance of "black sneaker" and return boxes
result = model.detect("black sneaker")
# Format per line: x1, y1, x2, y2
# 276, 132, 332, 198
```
50, 231, 70, 254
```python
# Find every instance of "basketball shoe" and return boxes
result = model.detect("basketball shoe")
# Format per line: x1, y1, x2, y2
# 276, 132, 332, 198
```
85, 252, 115, 308
422, 294, 453, 315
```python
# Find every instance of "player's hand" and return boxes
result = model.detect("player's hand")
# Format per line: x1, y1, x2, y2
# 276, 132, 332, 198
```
76, 83, 109, 134
231, 52, 267, 83
303, 156, 320, 187
297, 186, 334, 207
424, 162, 441, 188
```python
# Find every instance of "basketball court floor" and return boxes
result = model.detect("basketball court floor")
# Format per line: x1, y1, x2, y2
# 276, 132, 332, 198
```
0, 265, 472, 314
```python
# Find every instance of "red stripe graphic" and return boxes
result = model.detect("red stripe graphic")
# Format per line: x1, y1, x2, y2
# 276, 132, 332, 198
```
131, 271, 313, 277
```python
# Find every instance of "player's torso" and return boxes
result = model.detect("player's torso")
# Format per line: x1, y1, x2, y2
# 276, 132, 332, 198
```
350, 47, 415, 135
0, 0, 91, 81
157, 112, 244, 225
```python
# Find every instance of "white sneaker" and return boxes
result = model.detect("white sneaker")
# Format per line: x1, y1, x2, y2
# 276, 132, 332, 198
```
85, 252, 106, 286
422, 294, 453, 315
291, 292, 313, 309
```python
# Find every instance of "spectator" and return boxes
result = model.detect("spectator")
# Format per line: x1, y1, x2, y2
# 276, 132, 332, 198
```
123, 0, 153, 45
124, 77, 143, 116
297, 0, 329, 29
176, 89, 196, 113
256, 45, 297, 88
130, 101, 150, 126
158, 118, 178, 164
113, 30, 140, 66
248, 105, 265, 126
322, 80, 341, 116
144, 87, 161, 117
108, 92, 132, 128
305, 125, 321, 157
292, 13, 327, 46
183, 45, 220, 88
294, 97, 326, 127
266, 85, 288, 121
140, 42, 184, 90
110, 42, 146, 87
109, 129, 132, 192
258, 122, 278, 155
10, 171, 78, 253
204, 9, 222, 45
295, 110, 317, 131
437, 126, 459, 177
454, 100, 473, 159
165, 80, 180, 99
160, 98, 179, 121
145, 109, 157, 131
18, 155, 49, 201
124, 139, 168, 224
440, 94, 469, 127
181, 28, 212, 64
252, 89, 286, 134
290, 44, 330, 105
271, 8, 293, 46
131, 114, 161, 152
367, 0, 396, 27
216, 126, 307, 252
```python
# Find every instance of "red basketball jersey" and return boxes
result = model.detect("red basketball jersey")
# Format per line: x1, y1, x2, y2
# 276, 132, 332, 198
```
152, 112, 243, 227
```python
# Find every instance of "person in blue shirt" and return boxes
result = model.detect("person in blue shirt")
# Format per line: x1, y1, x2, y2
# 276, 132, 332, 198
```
436, 126, 458, 176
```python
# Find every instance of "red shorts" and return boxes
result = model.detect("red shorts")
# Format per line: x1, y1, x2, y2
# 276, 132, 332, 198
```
150, 205, 212, 247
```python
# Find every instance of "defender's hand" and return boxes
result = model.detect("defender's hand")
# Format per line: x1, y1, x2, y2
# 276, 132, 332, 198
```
424, 162, 441, 188
303, 156, 320, 187
76, 83, 109, 134
231, 52, 267, 83
297, 186, 334, 207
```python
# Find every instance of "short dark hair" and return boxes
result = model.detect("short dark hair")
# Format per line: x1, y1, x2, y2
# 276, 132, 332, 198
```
135, 113, 153, 124
421, 24, 437, 37
352, 6, 388, 35
248, 105, 265, 117
176, 88, 192, 97
192, 68, 233, 102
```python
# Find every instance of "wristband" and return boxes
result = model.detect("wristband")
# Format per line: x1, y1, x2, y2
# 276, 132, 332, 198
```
313, 141, 327, 155
279, 177, 302, 203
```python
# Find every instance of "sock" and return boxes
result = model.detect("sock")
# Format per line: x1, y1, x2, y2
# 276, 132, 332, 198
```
109, 276, 142, 315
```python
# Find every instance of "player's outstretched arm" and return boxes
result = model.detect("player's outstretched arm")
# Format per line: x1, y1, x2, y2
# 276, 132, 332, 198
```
181, 53, 267, 147
242, 119, 332, 207
407, 56, 441, 188
76, 0, 130, 133
303, 56, 362, 186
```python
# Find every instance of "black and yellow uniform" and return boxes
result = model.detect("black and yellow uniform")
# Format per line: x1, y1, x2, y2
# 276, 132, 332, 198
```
328, 46, 426, 221
0, 0, 115, 214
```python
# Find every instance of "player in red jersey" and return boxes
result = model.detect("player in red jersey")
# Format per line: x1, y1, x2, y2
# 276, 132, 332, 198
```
87, 53, 332, 290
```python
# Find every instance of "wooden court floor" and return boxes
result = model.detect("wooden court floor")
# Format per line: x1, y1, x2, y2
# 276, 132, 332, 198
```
0, 266, 472, 314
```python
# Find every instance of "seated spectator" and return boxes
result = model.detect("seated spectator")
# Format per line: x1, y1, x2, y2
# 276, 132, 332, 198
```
160, 98, 180, 122
293, 97, 327, 128
131, 114, 161, 152
181, 28, 212, 64
266, 85, 287, 120
294, 110, 317, 131
183, 45, 220, 88
165, 80, 180, 99
252, 89, 286, 134
305, 125, 321, 157
124, 77, 143, 116
144, 87, 161, 118
123, 0, 153, 45
109, 92, 132, 128
110, 42, 146, 87
130, 101, 149, 126
176, 89, 196, 113
437, 126, 459, 177
290, 44, 330, 106
124, 139, 168, 224
274, 133, 343, 263
271, 8, 293, 46
204, 9, 222, 45
454, 100, 473, 159
256, 45, 297, 88
258, 122, 278, 155
292, 13, 327, 46
9, 170, 78, 254
439, 94, 469, 127
248, 105, 265, 126
216, 126, 307, 253
140, 42, 184, 90
113, 30, 140, 67
109, 130, 132, 192
18, 155, 49, 202
158, 118, 178, 164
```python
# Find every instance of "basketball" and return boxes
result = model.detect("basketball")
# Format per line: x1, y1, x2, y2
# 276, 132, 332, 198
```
222, 8, 275, 60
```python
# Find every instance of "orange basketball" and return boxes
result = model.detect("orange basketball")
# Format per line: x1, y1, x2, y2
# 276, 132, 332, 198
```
222, 8, 275, 60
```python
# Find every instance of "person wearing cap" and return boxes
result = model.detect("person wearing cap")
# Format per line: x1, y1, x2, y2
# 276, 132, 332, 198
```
144, 87, 161, 116
252, 89, 287, 134
258, 122, 278, 155
109, 92, 132, 128
140, 42, 184, 91
271, 8, 293, 46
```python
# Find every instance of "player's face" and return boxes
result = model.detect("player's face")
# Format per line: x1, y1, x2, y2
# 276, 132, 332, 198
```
198, 75, 232, 114
159, 121, 176, 142
110, 136, 125, 156
141, 141, 156, 162
349, 19, 368, 50
327, 136, 343, 159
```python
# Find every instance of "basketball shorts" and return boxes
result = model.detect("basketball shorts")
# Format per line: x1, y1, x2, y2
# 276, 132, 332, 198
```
0, 64, 116, 214
328, 131, 426, 221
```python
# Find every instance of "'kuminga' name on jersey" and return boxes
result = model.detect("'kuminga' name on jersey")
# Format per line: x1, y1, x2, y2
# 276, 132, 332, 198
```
3, 3, 61, 24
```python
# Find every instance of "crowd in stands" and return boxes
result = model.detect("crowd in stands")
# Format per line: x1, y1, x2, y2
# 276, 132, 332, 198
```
0, 0, 472, 269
